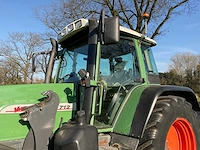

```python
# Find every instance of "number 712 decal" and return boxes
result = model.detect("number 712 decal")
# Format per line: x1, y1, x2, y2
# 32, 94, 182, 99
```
0, 103, 74, 114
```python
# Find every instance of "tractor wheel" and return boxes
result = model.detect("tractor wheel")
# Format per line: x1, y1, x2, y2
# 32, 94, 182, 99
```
137, 96, 200, 150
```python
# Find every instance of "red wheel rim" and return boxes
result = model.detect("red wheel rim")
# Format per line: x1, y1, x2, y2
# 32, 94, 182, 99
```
166, 118, 196, 150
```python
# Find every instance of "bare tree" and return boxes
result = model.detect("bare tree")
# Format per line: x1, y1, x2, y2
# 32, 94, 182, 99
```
34, 0, 198, 39
0, 60, 22, 85
0, 32, 50, 84
34, 0, 94, 35
169, 52, 198, 76
161, 52, 200, 96
169, 52, 199, 88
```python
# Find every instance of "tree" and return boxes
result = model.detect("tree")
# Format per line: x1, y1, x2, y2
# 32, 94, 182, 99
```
161, 52, 200, 97
0, 32, 50, 84
160, 69, 183, 86
34, 0, 198, 39
193, 57, 200, 96
169, 52, 198, 78
0, 60, 23, 85
34, 0, 93, 35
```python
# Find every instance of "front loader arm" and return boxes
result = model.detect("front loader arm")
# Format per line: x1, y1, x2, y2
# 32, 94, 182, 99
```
20, 90, 59, 150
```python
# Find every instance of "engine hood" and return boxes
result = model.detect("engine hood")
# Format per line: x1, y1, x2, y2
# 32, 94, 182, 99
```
0, 83, 75, 109
0, 83, 76, 142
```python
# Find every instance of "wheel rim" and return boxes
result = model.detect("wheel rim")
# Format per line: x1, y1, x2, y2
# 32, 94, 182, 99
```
166, 118, 196, 150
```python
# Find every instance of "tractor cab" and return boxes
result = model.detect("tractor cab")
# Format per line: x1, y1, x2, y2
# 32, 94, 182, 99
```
56, 20, 158, 85
55, 17, 159, 128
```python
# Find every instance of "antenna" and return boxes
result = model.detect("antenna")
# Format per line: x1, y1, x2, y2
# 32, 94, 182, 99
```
142, 12, 150, 36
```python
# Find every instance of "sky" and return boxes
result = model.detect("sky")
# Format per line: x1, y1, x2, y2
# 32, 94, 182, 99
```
0, 1, 199, 73
153, 6, 200, 72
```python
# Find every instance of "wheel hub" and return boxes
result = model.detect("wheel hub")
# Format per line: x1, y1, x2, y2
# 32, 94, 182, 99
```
165, 118, 196, 150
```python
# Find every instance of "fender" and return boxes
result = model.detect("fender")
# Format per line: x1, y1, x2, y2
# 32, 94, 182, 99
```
129, 85, 200, 138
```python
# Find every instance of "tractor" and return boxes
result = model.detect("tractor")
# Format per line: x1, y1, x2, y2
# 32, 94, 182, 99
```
0, 10, 200, 150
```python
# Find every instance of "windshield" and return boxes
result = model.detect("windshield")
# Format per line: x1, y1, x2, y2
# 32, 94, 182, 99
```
100, 39, 140, 87
141, 45, 158, 74
58, 44, 88, 83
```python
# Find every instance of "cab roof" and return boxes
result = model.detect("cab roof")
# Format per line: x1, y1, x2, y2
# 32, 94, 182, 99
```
58, 18, 157, 47
120, 26, 156, 46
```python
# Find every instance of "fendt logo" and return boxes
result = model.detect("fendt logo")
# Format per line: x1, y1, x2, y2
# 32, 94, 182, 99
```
14, 106, 26, 113
0, 103, 73, 114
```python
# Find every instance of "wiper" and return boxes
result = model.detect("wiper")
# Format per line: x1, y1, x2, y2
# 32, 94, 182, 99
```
58, 74, 70, 83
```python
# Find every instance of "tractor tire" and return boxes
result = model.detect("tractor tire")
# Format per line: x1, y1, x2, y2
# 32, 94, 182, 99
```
137, 95, 200, 150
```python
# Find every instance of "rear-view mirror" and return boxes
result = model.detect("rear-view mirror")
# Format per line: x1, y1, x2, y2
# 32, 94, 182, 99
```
104, 17, 120, 45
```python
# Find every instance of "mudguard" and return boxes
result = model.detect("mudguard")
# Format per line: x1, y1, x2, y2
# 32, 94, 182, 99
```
129, 85, 200, 138
113, 85, 199, 139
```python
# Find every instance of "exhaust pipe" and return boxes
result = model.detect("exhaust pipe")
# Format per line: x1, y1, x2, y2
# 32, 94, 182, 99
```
45, 38, 58, 83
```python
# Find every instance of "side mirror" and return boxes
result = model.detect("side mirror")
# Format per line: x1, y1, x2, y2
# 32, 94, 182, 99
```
98, 9, 119, 45
104, 17, 120, 45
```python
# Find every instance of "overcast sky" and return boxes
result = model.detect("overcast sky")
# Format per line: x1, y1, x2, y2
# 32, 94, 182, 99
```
0, 0, 199, 73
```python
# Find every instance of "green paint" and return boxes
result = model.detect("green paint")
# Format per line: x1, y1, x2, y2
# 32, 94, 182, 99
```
95, 42, 101, 81
90, 42, 101, 125
133, 39, 148, 84
0, 84, 76, 106
113, 84, 150, 135
97, 84, 104, 116
0, 83, 75, 141
90, 80, 98, 86
90, 89, 97, 125
98, 128, 113, 133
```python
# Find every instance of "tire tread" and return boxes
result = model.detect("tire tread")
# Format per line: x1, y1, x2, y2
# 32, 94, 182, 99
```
137, 95, 200, 150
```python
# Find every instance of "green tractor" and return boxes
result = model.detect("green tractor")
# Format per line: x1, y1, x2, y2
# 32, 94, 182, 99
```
1, 10, 200, 150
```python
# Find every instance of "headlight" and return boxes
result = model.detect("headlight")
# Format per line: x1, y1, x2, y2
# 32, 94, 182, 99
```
67, 24, 74, 33
58, 33, 62, 40
58, 19, 89, 42
61, 28, 66, 36
75, 20, 82, 29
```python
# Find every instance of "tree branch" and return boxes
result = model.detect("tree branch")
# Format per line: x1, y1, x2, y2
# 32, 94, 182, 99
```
118, 0, 134, 29
151, 0, 188, 39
